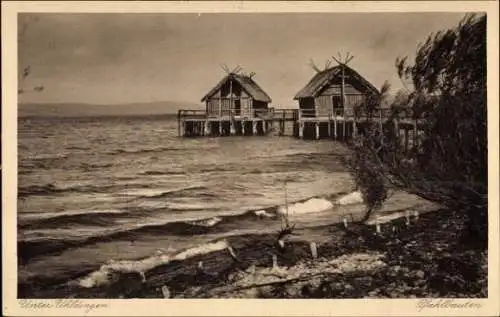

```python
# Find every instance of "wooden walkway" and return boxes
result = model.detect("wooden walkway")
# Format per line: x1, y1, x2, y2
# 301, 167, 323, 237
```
296, 108, 424, 140
177, 108, 298, 137
177, 107, 424, 144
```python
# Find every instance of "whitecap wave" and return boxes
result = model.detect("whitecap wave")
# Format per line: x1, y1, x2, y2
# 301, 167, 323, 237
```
254, 210, 275, 218
336, 191, 364, 206
277, 198, 334, 215
187, 216, 222, 227
77, 239, 230, 288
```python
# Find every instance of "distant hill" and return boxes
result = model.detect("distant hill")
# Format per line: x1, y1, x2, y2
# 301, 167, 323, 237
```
18, 101, 204, 118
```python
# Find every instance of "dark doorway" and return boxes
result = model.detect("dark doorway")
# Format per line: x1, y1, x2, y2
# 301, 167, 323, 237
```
234, 99, 241, 116
332, 95, 343, 115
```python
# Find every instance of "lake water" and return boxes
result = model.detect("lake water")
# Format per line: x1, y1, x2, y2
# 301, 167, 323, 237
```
18, 115, 361, 291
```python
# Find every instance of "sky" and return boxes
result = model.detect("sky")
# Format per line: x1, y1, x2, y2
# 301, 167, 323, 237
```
18, 12, 468, 107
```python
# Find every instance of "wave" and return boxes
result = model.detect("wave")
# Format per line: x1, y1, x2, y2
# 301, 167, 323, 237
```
18, 184, 61, 198
77, 240, 230, 288
125, 186, 214, 200
29, 153, 69, 161
19, 209, 134, 230
18, 183, 115, 199
105, 147, 185, 155
138, 170, 185, 176
17, 208, 277, 264
66, 146, 91, 150
186, 216, 223, 227
20, 154, 70, 170
277, 197, 334, 216
80, 162, 113, 169
18, 219, 220, 264
335, 191, 364, 206
18, 195, 343, 263
196, 166, 231, 173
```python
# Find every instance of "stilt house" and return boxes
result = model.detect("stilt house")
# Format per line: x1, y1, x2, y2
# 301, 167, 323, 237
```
294, 64, 380, 118
201, 73, 272, 119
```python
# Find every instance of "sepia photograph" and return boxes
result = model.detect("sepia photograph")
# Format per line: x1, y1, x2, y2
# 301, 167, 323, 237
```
2, 1, 499, 316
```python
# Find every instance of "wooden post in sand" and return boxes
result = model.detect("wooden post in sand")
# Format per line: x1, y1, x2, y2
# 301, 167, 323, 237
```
161, 285, 171, 298
375, 219, 381, 235
310, 242, 318, 259
272, 254, 278, 270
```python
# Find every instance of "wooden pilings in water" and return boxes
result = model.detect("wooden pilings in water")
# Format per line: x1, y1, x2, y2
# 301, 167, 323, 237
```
294, 118, 421, 150
179, 116, 420, 148
179, 119, 278, 137
297, 120, 354, 141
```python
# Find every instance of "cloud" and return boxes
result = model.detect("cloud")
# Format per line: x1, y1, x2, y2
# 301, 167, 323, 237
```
18, 12, 467, 105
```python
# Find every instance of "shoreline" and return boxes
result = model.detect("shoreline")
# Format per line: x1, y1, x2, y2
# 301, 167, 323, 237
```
17, 190, 351, 265
17, 191, 350, 293
19, 204, 487, 299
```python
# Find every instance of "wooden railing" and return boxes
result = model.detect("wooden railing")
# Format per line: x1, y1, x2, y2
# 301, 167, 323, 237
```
178, 109, 207, 119
273, 109, 299, 120
178, 107, 426, 122
298, 107, 423, 120
179, 108, 298, 120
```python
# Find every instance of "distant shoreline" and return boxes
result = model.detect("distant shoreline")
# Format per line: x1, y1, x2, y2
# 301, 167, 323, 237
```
17, 101, 204, 118
18, 113, 179, 120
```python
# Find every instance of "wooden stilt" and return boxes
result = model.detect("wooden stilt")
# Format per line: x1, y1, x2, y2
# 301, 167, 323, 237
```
315, 122, 320, 140
394, 119, 399, 138
328, 120, 332, 138
219, 121, 223, 136
204, 121, 210, 136
299, 122, 304, 139
252, 121, 258, 135
230, 120, 236, 135
342, 121, 346, 141
333, 118, 337, 140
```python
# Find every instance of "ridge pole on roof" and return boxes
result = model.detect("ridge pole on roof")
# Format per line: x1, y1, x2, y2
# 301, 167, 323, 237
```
341, 60, 345, 110
332, 53, 355, 113
230, 73, 233, 117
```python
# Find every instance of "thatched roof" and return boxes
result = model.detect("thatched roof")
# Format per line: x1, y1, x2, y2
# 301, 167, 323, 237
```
201, 73, 272, 103
294, 65, 380, 99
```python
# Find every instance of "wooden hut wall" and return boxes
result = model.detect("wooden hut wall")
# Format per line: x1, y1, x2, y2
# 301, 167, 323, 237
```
241, 98, 253, 118
313, 94, 365, 116
205, 80, 259, 117
206, 90, 221, 116
314, 95, 332, 117
312, 80, 367, 116
220, 99, 231, 116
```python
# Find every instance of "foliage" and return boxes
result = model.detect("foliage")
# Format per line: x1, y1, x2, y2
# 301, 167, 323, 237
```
347, 13, 487, 246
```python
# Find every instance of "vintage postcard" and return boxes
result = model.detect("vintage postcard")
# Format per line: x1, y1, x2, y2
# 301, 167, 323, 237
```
2, 1, 499, 316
